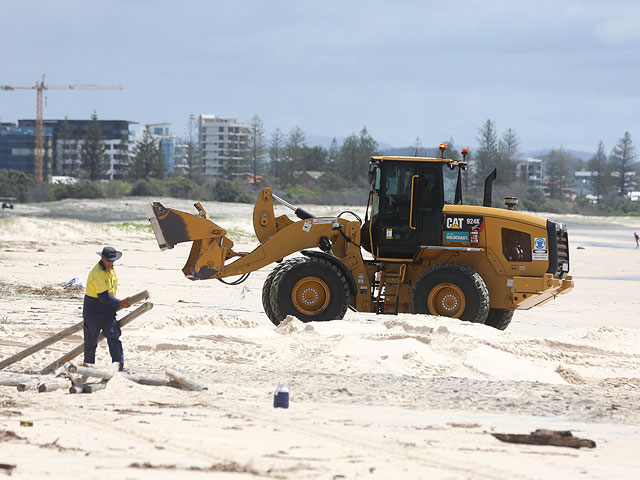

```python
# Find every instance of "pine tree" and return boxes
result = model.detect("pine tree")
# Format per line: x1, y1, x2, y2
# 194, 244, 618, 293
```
80, 112, 109, 181
610, 131, 637, 196
269, 128, 284, 177
473, 119, 499, 191
127, 128, 165, 180
182, 114, 201, 179
543, 149, 573, 200
497, 128, 519, 184
248, 115, 266, 186
338, 133, 359, 181
282, 126, 306, 184
587, 141, 610, 203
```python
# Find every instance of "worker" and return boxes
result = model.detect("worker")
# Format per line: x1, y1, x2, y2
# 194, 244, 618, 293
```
635, 232, 639, 248
83, 246, 130, 370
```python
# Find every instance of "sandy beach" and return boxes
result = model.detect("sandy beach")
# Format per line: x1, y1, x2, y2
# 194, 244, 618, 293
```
1, 197, 640, 479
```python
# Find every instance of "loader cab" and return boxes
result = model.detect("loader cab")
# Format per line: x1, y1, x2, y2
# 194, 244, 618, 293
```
363, 154, 466, 259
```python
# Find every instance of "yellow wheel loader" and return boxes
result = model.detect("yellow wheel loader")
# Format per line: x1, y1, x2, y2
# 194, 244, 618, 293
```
145, 146, 573, 330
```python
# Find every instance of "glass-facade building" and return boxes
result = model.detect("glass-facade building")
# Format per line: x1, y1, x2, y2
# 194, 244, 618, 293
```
0, 123, 54, 177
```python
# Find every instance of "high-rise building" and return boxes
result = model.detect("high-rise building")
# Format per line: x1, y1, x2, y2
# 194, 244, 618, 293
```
146, 123, 177, 175
0, 123, 54, 177
198, 114, 250, 178
17, 119, 135, 180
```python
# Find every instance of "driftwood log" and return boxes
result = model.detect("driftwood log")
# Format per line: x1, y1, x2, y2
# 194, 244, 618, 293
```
69, 381, 109, 394
17, 381, 39, 392
0, 375, 32, 386
0, 290, 149, 372
492, 429, 596, 449
40, 302, 153, 374
66, 364, 115, 380
37, 378, 71, 393
121, 372, 181, 388
165, 369, 207, 391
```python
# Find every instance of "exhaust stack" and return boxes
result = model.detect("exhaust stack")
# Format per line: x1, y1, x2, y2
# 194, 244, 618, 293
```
483, 169, 497, 207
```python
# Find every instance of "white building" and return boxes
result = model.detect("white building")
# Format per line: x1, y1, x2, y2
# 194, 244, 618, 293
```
515, 157, 544, 188
198, 114, 250, 178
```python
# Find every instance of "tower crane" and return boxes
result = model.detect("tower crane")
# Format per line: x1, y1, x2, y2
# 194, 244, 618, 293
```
1, 74, 123, 181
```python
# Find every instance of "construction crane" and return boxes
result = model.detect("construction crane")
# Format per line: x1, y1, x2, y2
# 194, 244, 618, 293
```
1, 74, 123, 181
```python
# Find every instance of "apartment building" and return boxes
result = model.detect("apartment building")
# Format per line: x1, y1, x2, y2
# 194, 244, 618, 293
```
198, 114, 250, 178
18, 119, 135, 180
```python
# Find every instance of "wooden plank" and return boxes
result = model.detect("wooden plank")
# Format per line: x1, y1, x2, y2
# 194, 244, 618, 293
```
40, 302, 153, 374
0, 321, 83, 371
165, 369, 207, 391
0, 290, 149, 371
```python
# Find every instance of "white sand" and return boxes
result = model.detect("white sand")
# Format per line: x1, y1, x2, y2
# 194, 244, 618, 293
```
1, 198, 640, 479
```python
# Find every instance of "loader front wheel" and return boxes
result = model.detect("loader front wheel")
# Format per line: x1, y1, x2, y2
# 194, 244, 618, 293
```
270, 257, 349, 323
485, 308, 514, 330
262, 263, 286, 326
411, 263, 489, 324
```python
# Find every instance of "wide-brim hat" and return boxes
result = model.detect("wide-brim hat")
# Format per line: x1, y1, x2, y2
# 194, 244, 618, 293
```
97, 246, 122, 262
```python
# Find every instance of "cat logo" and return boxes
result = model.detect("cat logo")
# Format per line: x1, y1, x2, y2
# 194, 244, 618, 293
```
446, 217, 464, 229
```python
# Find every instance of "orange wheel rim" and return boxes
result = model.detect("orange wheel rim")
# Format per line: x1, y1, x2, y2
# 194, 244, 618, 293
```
291, 276, 330, 316
427, 282, 466, 318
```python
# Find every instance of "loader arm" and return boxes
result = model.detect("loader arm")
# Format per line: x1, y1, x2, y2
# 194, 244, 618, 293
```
145, 197, 365, 282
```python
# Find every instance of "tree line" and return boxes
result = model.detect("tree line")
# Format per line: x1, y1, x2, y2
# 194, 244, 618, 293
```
4, 111, 638, 214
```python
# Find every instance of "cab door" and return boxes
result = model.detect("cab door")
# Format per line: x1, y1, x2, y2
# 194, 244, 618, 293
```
372, 162, 442, 258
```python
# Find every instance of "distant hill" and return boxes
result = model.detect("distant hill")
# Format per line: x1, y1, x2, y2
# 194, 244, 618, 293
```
523, 148, 594, 161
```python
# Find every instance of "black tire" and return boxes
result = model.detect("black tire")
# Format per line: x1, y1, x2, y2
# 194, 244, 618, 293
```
485, 308, 514, 330
262, 263, 286, 326
270, 256, 349, 323
411, 263, 490, 324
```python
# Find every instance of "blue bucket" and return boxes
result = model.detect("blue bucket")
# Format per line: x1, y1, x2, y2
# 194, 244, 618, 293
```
273, 382, 289, 408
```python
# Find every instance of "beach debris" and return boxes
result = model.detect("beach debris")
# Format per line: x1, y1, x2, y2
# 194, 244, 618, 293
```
0, 463, 16, 474
16, 381, 39, 392
63, 277, 85, 288
69, 380, 109, 394
0, 375, 32, 387
37, 378, 72, 393
121, 369, 207, 391
492, 429, 596, 449
19, 421, 33, 427
165, 369, 207, 391
66, 363, 116, 380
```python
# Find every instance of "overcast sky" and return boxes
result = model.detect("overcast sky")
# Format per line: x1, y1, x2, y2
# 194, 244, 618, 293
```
1, 0, 639, 153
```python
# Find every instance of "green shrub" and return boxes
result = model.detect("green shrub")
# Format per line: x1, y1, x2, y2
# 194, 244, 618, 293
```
0, 170, 33, 202
99, 181, 131, 199
48, 182, 104, 200
129, 179, 165, 196
165, 176, 200, 199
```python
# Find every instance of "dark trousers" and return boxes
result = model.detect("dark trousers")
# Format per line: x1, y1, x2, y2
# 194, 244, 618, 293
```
83, 315, 124, 365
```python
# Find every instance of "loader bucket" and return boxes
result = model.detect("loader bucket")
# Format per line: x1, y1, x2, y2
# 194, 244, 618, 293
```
145, 202, 237, 281
144, 202, 227, 250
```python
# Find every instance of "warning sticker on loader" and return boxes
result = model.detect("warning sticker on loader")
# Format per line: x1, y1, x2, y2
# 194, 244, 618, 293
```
302, 220, 312, 232
532, 237, 548, 260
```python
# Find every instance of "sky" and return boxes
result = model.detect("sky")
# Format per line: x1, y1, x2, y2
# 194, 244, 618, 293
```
1, 0, 639, 154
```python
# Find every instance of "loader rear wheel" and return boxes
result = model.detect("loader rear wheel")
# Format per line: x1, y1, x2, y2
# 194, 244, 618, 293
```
262, 263, 286, 326
270, 256, 349, 323
411, 263, 489, 324
485, 308, 514, 330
